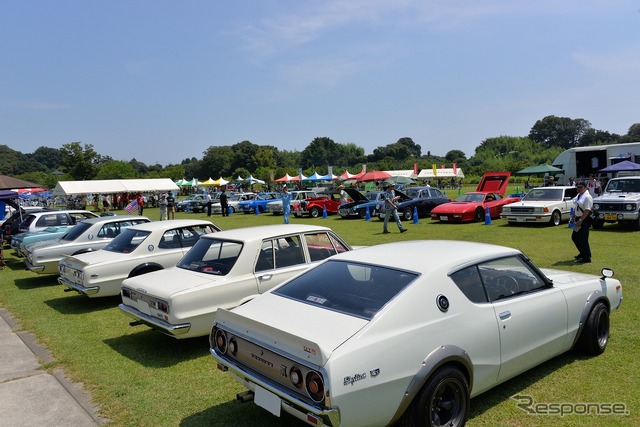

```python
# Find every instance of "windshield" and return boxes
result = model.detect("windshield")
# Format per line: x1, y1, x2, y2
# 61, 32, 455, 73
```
104, 229, 150, 253
61, 222, 92, 241
606, 179, 640, 193
523, 188, 563, 201
405, 189, 422, 198
177, 238, 242, 276
274, 260, 418, 320
365, 192, 381, 201
454, 193, 485, 203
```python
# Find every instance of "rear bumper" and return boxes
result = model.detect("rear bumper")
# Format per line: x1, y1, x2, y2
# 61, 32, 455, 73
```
58, 277, 100, 295
119, 303, 191, 337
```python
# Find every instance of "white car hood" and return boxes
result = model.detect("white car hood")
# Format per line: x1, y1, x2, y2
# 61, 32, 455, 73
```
121, 267, 218, 296
217, 293, 369, 367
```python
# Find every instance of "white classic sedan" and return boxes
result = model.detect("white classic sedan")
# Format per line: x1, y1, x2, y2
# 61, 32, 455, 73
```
58, 219, 221, 298
119, 224, 353, 339
210, 240, 622, 427
24, 216, 150, 274
500, 186, 578, 226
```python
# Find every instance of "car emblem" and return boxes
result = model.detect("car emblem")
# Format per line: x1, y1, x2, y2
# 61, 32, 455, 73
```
88, 234, 94, 240
148, 244, 154, 252
137, 288, 147, 293
370, 368, 380, 377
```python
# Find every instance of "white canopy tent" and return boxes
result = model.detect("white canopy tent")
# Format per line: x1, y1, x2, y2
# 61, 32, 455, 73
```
52, 178, 180, 196
417, 168, 465, 179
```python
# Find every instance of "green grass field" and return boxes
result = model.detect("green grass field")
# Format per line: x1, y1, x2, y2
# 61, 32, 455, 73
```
1, 201, 638, 427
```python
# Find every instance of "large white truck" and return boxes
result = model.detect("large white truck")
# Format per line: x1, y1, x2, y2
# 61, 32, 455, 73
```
552, 142, 640, 181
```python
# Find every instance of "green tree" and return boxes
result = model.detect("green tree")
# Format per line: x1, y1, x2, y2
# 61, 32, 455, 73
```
300, 137, 341, 168
201, 146, 235, 178
60, 142, 100, 180
95, 161, 139, 179
32, 146, 61, 171
528, 115, 592, 149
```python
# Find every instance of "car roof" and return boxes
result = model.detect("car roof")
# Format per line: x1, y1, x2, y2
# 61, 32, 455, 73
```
81, 215, 149, 225
331, 240, 520, 274
125, 219, 219, 232
200, 224, 333, 242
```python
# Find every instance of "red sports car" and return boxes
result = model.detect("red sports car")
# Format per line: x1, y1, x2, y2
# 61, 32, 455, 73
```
293, 191, 342, 218
430, 172, 520, 222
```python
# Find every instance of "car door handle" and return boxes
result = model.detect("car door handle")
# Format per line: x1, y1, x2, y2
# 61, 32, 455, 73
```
259, 274, 272, 281
499, 311, 511, 320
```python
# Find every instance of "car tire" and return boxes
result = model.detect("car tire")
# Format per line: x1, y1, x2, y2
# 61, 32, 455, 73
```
403, 207, 413, 221
474, 208, 484, 222
550, 210, 562, 226
400, 366, 469, 427
576, 302, 609, 355
358, 208, 367, 219
309, 207, 321, 218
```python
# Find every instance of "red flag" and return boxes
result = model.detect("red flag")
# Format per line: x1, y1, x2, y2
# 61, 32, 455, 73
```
453, 163, 457, 175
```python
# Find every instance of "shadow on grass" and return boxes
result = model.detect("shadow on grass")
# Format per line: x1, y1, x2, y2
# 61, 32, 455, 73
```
44, 294, 121, 314
13, 274, 59, 289
103, 330, 210, 368
469, 351, 585, 420
180, 399, 305, 427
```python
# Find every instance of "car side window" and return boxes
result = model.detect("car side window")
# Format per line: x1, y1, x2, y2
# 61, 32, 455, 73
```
159, 230, 180, 249
274, 235, 305, 268
450, 266, 488, 303
478, 256, 547, 302
305, 232, 338, 262
256, 240, 275, 272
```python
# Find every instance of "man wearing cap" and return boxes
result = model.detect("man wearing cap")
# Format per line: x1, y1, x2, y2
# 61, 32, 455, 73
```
382, 182, 407, 234
570, 181, 593, 263
281, 185, 292, 224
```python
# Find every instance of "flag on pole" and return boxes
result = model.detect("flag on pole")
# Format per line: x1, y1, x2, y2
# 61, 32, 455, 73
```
124, 199, 138, 214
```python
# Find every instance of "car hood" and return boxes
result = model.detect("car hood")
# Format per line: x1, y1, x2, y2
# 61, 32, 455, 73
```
595, 192, 640, 202
218, 292, 369, 367
344, 188, 368, 203
476, 172, 511, 194
121, 267, 218, 296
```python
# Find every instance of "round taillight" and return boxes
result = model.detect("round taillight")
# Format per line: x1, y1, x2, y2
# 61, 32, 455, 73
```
229, 338, 238, 356
290, 366, 303, 388
306, 371, 325, 402
215, 329, 227, 354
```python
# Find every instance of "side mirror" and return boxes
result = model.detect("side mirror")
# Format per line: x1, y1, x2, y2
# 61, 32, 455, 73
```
601, 268, 614, 279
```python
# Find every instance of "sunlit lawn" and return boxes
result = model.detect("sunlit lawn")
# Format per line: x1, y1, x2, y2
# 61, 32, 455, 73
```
1, 194, 638, 426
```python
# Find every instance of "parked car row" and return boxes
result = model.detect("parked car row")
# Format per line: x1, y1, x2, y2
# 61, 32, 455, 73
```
11, 193, 626, 426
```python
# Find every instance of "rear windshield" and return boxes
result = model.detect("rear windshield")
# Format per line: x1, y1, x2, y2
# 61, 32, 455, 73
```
274, 260, 418, 320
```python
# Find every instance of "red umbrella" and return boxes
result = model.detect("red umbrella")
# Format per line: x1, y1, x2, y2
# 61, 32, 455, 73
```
356, 171, 391, 182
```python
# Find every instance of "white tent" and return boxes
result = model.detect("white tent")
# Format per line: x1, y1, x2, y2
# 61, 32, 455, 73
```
52, 178, 180, 196
417, 168, 465, 179
384, 169, 418, 178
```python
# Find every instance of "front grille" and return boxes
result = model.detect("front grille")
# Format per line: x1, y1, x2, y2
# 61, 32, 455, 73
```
598, 203, 629, 212
508, 207, 535, 213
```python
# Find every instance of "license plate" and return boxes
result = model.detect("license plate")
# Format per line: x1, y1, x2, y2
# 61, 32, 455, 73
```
439, 216, 449, 221
516, 217, 525, 222
604, 213, 617, 221
254, 385, 281, 416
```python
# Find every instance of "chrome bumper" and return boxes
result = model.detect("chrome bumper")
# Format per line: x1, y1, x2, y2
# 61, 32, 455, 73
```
211, 349, 340, 426
57, 277, 100, 295
119, 303, 191, 337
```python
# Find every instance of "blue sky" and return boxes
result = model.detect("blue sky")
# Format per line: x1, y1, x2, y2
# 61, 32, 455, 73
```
1, 1, 639, 167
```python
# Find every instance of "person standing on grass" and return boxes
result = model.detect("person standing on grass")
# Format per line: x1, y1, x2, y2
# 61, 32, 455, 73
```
571, 181, 593, 264
281, 186, 292, 224
159, 194, 168, 221
382, 182, 407, 234
219, 188, 229, 217
166, 193, 175, 219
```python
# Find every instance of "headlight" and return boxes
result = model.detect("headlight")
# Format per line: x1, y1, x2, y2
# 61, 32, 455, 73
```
625, 204, 636, 211
593, 203, 600, 210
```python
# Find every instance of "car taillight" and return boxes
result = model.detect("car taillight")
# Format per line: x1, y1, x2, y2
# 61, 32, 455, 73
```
306, 371, 325, 403
290, 366, 303, 388
214, 328, 228, 354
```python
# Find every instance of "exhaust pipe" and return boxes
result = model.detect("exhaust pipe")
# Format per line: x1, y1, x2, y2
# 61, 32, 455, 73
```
236, 391, 255, 403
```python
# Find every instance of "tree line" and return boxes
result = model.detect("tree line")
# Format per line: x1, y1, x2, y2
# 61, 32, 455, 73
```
2, 116, 638, 189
